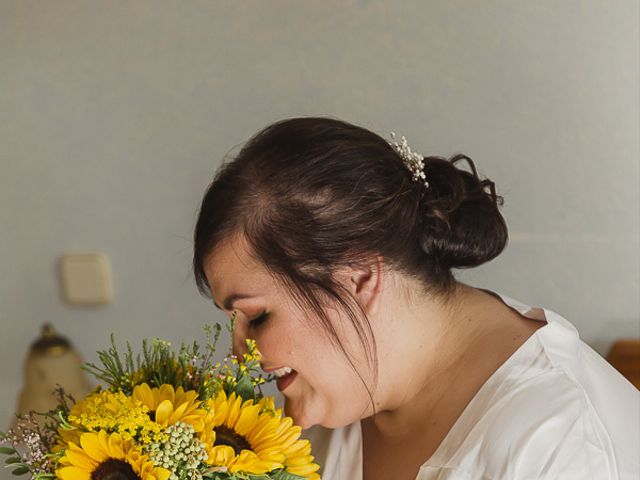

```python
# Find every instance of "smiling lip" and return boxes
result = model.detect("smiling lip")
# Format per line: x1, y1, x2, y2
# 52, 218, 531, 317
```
261, 365, 298, 391
276, 371, 298, 391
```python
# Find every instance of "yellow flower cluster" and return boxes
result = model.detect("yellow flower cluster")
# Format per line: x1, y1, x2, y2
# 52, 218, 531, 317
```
68, 390, 166, 444
217, 339, 267, 394
58, 383, 319, 480
243, 339, 260, 361
56, 338, 319, 480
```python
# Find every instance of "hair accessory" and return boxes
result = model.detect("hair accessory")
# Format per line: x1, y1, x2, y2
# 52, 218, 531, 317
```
389, 132, 429, 188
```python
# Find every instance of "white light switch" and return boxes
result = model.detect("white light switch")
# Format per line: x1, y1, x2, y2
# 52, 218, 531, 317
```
59, 253, 113, 306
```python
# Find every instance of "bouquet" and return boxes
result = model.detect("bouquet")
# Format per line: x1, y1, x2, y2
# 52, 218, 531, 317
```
0, 322, 320, 480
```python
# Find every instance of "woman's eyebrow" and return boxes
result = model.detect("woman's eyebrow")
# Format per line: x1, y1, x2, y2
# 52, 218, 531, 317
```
214, 293, 255, 311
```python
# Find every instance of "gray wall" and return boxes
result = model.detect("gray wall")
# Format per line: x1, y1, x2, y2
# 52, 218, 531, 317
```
1, 0, 638, 445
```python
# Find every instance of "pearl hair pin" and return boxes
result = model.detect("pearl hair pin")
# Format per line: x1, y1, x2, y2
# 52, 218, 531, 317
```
389, 132, 429, 189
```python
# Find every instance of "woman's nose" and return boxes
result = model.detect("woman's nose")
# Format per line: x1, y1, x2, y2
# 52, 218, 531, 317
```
231, 319, 249, 358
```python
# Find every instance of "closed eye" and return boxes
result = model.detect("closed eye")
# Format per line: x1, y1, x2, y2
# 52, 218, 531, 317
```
249, 312, 269, 329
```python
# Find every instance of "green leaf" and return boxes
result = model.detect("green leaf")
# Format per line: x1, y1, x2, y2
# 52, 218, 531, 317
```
234, 374, 255, 402
33, 474, 56, 480
203, 473, 244, 480
270, 470, 307, 480
4, 457, 21, 465
202, 474, 228, 480
12, 466, 30, 476
0, 447, 16, 455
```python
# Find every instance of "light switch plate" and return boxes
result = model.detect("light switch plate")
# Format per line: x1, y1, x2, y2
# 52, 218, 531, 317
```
59, 253, 113, 306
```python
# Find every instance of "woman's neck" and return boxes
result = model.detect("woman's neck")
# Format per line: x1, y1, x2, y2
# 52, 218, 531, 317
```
366, 282, 537, 440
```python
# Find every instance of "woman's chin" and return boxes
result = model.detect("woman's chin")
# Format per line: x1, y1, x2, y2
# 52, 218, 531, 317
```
284, 397, 360, 429
284, 397, 321, 430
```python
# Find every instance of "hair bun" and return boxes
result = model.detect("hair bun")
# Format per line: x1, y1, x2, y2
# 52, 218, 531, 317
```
418, 154, 508, 271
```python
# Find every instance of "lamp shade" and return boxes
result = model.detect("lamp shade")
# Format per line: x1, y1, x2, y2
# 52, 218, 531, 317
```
12, 323, 93, 429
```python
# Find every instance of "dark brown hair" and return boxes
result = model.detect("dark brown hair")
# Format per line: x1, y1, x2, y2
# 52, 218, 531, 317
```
193, 117, 507, 403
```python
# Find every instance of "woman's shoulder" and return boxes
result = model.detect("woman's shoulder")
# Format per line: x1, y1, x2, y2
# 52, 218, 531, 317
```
422, 361, 640, 479
423, 293, 640, 479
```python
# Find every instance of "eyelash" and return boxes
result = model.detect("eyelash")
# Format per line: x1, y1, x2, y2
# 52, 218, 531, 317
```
249, 312, 269, 329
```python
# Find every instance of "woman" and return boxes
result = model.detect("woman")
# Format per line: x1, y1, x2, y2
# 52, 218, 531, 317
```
193, 117, 639, 479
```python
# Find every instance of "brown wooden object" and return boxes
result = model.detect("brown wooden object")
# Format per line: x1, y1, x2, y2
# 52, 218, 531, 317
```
606, 339, 640, 390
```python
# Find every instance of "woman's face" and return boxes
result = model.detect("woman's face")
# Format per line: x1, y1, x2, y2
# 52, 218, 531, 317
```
204, 236, 373, 429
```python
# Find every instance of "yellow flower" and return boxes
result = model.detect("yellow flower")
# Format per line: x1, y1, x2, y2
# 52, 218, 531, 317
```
132, 383, 206, 432
56, 431, 170, 480
281, 433, 321, 480
68, 390, 165, 444
255, 397, 320, 478
199, 391, 320, 478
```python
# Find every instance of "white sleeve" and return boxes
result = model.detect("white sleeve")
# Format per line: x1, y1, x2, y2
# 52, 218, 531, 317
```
509, 399, 619, 480
417, 410, 617, 480
417, 375, 626, 480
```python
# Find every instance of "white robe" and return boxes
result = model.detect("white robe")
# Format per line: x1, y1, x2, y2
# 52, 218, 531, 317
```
303, 293, 640, 479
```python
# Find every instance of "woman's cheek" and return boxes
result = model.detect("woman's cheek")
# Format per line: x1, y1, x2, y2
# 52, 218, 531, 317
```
257, 325, 297, 362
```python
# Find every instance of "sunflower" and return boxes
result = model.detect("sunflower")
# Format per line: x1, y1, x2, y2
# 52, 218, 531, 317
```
53, 426, 82, 453
56, 430, 170, 480
255, 397, 320, 479
132, 383, 206, 432
199, 390, 319, 477
281, 433, 321, 480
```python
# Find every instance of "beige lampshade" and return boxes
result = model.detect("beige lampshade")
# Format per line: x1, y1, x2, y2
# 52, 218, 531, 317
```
12, 323, 93, 429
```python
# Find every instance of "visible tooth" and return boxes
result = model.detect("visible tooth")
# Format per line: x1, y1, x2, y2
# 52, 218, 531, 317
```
273, 366, 293, 378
